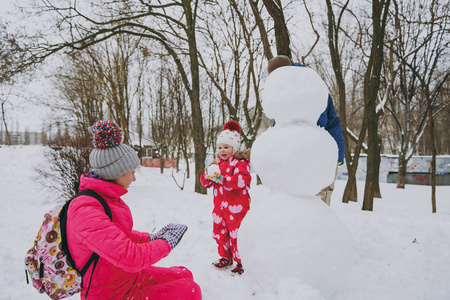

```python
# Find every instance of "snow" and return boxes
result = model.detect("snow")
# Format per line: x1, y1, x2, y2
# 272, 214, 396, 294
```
2, 145, 450, 299
206, 164, 221, 177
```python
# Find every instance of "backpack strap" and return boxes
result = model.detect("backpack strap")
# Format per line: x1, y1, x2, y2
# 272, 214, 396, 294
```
60, 189, 113, 298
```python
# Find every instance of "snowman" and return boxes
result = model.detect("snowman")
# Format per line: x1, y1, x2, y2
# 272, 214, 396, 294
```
251, 65, 337, 196
241, 59, 356, 298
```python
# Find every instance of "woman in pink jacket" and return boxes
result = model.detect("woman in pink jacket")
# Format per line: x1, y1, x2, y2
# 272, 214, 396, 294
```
66, 120, 201, 300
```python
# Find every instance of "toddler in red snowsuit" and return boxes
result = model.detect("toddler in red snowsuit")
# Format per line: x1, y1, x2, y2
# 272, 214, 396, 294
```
200, 120, 251, 275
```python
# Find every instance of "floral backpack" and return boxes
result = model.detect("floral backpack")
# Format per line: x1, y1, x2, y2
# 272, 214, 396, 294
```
25, 189, 112, 299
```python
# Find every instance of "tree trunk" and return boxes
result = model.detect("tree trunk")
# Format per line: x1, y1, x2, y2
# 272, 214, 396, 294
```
373, 136, 382, 198
363, 99, 380, 211
429, 98, 437, 213
160, 145, 165, 174
397, 152, 407, 189
249, 0, 273, 60
1, 102, 11, 145
176, 92, 190, 179
184, 146, 190, 179
261, 0, 291, 57
343, 168, 358, 202
343, 118, 368, 203
362, 0, 390, 211
325, 0, 353, 202
183, 0, 207, 194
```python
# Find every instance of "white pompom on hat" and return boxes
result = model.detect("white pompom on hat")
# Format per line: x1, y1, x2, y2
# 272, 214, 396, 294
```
217, 120, 241, 154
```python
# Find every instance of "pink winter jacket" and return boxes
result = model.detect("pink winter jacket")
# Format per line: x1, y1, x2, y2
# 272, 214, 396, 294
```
66, 174, 171, 299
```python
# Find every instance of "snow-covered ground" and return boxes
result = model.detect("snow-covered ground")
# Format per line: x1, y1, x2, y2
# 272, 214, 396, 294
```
1, 145, 449, 300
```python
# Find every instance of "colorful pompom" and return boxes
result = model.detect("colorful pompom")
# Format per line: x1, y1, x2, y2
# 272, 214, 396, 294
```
223, 120, 241, 133
91, 120, 123, 149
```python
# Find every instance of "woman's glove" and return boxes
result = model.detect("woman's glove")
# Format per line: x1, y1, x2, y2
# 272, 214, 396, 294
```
149, 226, 166, 241
150, 223, 188, 250
205, 163, 222, 183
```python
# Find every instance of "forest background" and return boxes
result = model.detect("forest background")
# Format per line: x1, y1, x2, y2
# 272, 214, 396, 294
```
0, 0, 449, 210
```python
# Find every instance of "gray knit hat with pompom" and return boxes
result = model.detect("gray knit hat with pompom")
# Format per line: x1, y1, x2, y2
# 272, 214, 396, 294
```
89, 120, 140, 180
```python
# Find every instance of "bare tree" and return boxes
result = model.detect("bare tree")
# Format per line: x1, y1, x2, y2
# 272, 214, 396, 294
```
35, 35, 150, 198
382, 0, 445, 189
203, 80, 221, 155
414, 2, 449, 213
325, 0, 355, 202
149, 58, 177, 174
198, 0, 265, 149
309, 0, 368, 203
54, 51, 106, 135
134, 48, 147, 154
84, 36, 140, 143
325, 0, 391, 208
361, 0, 391, 211
0, 19, 26, 84
261, 0, 292, 58
249, 0, 274, 60
307, 0, 391, 209
0, 20, 27, 145
52, 35, 143, 141
0, 86, 13, 145
172, 74, 192, 178
18, 0, 207, 193
385, 0, 449, 210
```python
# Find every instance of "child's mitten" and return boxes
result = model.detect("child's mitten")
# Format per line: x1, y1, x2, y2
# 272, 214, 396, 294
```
152, 223, 188, 250
205, 164, 222, 183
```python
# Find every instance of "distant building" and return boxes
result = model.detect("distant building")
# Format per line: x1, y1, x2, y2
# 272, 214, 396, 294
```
128, 130, 158, 158
0, 131, 44, 145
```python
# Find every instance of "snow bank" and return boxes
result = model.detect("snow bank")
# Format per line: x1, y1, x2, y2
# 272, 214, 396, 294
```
1, 145, 450, 300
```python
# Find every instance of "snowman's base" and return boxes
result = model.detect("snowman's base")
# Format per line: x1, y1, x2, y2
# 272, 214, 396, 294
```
240, 187, 356, 298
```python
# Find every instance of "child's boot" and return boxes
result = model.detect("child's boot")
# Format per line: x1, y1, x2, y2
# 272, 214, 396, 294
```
213, 258, 233, 269
231, 262, 244, 275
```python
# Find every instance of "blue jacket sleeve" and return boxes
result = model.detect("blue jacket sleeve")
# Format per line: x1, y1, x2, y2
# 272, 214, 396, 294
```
317, 95, 345, 164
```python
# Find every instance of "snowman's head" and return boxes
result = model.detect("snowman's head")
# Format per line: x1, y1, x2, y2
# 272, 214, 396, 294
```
217, 120, 241, 155
263, 66, 329, 126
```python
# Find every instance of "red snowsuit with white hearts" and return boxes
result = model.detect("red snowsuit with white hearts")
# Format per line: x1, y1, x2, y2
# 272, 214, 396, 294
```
200, 152, 251, 263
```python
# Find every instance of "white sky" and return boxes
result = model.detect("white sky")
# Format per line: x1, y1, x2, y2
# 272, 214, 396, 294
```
0, 0, 324, 133
0, 0, 13, 14
1, 0, 51, 132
